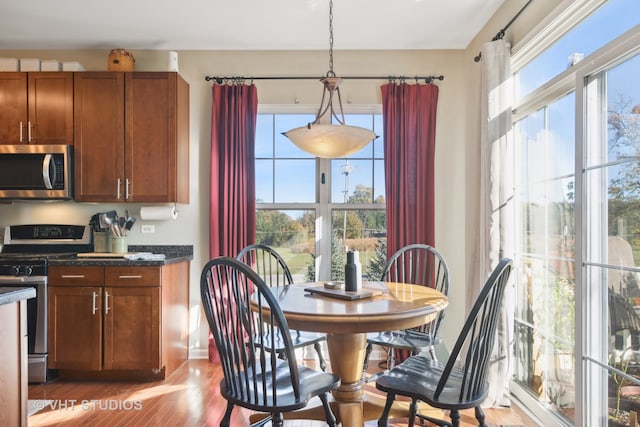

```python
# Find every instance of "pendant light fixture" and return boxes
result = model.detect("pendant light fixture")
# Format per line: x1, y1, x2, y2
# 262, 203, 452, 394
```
282, 0, 377, 158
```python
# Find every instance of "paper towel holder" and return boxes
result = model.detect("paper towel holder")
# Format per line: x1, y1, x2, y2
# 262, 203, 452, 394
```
139, 203, 179, 221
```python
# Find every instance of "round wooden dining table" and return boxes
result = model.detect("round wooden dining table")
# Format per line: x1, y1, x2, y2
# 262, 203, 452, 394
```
256, 280, 449, 427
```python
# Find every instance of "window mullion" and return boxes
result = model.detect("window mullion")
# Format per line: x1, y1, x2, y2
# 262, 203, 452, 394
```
317, 157, 332, 281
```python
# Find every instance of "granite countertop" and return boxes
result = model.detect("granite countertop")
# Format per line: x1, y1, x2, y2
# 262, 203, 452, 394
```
48, 245, 194, 267
0, 287, 36, 306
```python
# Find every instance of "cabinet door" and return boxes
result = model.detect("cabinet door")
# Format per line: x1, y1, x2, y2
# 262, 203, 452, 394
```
48, 286, 103, 371
0, 73, 27, 144
74, 72, 125, 202
28, 72, 73, 145
126, 72, 187, 202
103, 286, 161, 370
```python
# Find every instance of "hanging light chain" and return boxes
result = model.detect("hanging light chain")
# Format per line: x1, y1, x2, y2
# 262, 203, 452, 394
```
281, 0, 378, 158
327, 0, 335, 77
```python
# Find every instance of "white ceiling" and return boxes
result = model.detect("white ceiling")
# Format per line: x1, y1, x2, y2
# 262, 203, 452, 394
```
0, 0, 505, 51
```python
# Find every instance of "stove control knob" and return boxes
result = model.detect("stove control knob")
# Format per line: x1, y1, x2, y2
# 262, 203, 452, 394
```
21, 266, 33, 276
11, 266, 20, 276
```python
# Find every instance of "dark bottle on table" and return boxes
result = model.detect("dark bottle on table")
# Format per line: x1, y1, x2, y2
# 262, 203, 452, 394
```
345, 251, 357, 292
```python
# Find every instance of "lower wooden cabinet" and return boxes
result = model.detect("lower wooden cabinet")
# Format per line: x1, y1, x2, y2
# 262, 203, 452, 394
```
48, 262, 188, 379
103, 286, 160, 370
48, 285, 103, 371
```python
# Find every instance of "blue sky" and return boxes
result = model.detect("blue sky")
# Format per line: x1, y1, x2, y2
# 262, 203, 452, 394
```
518, 0, 640, 99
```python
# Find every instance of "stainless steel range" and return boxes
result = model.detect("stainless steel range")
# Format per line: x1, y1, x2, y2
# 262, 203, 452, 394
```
0, 224, 92, 383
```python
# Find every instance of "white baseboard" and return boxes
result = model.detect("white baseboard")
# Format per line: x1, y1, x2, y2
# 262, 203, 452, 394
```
368, 349, 386, 361
189, 348, 209, 359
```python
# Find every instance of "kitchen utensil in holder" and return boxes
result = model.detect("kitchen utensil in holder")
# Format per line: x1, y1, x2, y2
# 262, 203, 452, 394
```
111, 236, 128, 254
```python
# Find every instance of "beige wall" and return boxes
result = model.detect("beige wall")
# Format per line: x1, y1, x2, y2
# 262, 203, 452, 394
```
0, 0, 557, 358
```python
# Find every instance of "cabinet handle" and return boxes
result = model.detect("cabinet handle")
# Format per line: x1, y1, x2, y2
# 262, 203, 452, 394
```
61, 274, 86, 278
19, 121, 23, 142
117, 178, 121, 200
118, 275, 143, 279
105, 291, 110, 314
28, 121, 33, 142
125, 179, 131, 199
92, 291, 99, 315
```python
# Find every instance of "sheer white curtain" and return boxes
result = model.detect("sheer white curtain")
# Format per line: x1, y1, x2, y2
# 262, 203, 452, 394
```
469, 38, 515, 407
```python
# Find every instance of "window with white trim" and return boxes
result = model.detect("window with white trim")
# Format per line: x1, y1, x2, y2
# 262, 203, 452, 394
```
255, 110, 386, 282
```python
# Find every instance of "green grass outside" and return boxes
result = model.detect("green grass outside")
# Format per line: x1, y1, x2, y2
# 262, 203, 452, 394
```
275, 246, 378, 279
273, 247, 312, 277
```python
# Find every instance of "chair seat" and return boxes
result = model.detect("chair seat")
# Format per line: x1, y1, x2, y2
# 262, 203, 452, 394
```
367, 329, 441, 352
259, 330, 326, 351
222, 359, 340, 413
375, 355, 488, 411
291, 330, 327, 348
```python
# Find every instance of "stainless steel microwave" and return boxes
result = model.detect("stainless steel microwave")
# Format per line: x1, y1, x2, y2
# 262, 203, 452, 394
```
0, 144, 73, 200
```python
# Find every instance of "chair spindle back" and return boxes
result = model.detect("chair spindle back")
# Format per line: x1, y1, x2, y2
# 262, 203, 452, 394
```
382, 244, 450, 336
200, 257, 300, 406
435, 258, 512, 402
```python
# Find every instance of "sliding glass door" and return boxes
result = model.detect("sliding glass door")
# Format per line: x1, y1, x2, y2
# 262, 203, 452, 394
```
513, 93, 577, 423
510, 1, 640, 424
585, 51, 640, 426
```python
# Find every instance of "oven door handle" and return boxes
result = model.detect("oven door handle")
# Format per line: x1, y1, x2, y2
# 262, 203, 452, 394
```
0, 275, 47, 285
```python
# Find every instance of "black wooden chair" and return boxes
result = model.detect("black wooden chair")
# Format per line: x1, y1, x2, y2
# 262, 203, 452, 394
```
375, 258, 513, 427
200, 257, 340, 427
363, 244, 450, 381
609, 291, 640, 350
236, 244, 328, 371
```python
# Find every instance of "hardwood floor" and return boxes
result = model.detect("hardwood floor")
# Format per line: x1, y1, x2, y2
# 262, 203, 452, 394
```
28, 359, 539, 426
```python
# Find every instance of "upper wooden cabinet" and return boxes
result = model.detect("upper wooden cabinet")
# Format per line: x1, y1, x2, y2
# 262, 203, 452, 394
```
74, 72, 189, 203
0, 72, 73, 145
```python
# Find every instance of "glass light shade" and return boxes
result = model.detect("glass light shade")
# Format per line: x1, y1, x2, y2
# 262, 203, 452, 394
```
283, 123, 377, 158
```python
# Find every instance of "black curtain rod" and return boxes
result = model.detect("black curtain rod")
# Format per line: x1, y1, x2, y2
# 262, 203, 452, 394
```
474, 0, 534, 62
205, 74, 444, 84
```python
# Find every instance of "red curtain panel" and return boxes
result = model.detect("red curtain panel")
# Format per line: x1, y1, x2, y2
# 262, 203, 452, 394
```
208, 82, 258, 362
382, 82, 439, 364
381, 82, 439, 258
